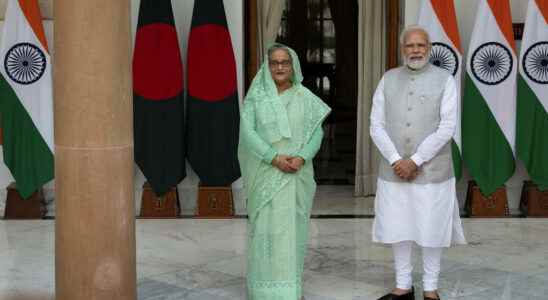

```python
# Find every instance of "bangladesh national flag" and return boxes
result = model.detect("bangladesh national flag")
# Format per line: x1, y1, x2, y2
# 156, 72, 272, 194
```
418, 0, 464, 179
186, 0, 241, 186
463, 0, 517, 196
133, 0, 185, 196
517, 0, 548, 191
0, 0, 54, 199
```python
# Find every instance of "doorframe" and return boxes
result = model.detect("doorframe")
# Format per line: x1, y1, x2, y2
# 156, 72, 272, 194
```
244, 0, 402, 91
386, 0, 401, 69
244, 0, 259, 92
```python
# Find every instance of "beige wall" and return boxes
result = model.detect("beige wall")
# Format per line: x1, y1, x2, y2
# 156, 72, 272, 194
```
0, 0, 244, 216
403, 0, 530, 213
0, 0, 54, 212
405, 0, 527, 52
128, 0, 245, 215
0, 0, 533, 215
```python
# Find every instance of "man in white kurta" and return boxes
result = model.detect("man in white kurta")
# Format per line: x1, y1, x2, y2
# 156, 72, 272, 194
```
370, 26, 466, 300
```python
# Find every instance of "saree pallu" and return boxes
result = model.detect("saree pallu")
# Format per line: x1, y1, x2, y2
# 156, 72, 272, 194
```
239, 44, 330, 300
246, 161, 315, 299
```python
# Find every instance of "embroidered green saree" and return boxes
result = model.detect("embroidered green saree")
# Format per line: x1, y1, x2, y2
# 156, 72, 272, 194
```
238, 44, 330, 300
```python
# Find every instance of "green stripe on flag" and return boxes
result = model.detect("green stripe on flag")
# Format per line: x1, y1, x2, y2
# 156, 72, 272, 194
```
0, 75, 54, 199
517, 75, 548, 191
462, 74, 515, 196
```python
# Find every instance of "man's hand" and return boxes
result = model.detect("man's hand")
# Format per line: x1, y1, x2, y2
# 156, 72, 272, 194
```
271, 154, 297, 173
407, 170, 419, 181
287, 156, 305, 171
393, 159, 418, 181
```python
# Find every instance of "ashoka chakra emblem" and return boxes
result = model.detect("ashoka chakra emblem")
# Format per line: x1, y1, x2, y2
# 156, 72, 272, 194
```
471, 42, 513, 85
4, 42, 47, 85
522, 41, 548, 84
430, 42, 459, 76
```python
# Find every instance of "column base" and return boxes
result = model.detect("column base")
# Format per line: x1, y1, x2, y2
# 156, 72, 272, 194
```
139, 182, 180, 218
195, 184, 234, 218
4, 182, 47, 219
465, 181, 509, 217
520, 181, 548, 217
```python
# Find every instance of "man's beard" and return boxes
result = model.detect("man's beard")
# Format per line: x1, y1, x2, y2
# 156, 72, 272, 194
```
404, 54, 430, 70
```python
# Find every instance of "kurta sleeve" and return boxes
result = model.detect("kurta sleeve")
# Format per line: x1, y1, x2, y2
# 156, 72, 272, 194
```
239, 101, 278, 164
296, 126, 324, 163
410, 76, 457, 166
370, 77, 402, 165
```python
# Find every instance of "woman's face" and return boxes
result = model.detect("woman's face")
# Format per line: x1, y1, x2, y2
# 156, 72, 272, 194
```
268, 49, 293, 85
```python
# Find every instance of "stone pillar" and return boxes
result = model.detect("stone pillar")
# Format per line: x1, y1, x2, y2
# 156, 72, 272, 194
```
54, 1, 136, 299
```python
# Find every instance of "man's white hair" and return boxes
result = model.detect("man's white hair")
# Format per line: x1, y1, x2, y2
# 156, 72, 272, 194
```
399, 25, 431, 45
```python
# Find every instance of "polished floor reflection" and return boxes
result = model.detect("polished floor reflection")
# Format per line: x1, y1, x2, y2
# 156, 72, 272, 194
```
1, 217, 547, 299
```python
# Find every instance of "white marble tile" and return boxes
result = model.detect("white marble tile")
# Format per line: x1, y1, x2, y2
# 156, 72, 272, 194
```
0, 221, 54, 300
313, 186, 375, 215
1, 218, 548, 299
1, 182, 534, 218
304, 271, 370, 300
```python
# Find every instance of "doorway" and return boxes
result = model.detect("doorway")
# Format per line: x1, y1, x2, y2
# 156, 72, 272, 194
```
244, 0, 402, 188
277, 0, 358, 185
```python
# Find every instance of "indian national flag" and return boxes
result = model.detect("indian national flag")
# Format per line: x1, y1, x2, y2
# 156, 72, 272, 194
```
517, 0, 548, 191
463, 0, 516, 196
417, 0, 463, 179
0, 0, 53, 198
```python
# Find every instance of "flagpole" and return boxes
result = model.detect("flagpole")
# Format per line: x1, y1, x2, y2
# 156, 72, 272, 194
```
54, 1, 136, 299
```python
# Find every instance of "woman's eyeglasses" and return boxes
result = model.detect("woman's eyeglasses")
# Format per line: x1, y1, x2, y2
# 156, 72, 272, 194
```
269, 60, 292, 68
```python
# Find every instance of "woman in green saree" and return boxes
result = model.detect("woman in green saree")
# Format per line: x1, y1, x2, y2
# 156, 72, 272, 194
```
238, 44, 330, 300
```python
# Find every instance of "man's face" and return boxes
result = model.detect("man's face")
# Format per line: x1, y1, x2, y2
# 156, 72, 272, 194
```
269, 49, 293, 85
401, 31, 431, 70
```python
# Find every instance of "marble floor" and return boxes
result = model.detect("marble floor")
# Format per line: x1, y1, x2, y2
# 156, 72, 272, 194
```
1, 218, 548, 300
